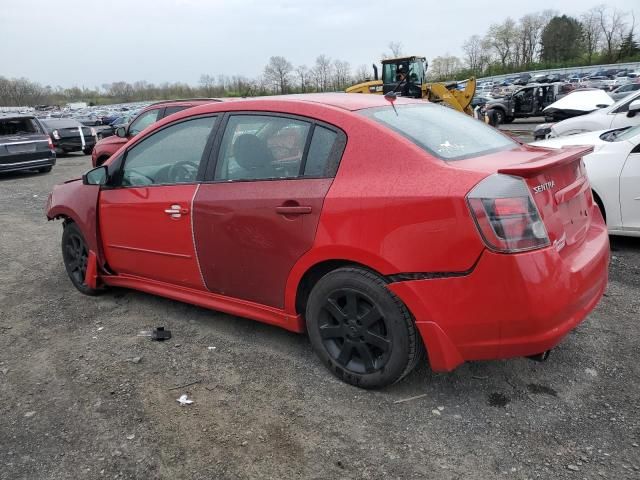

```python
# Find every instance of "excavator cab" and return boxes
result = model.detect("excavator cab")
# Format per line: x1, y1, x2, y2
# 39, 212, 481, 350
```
381, 56, 427, 98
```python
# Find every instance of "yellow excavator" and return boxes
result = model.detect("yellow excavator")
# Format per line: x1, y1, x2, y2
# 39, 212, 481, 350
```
346, 56, 476, 115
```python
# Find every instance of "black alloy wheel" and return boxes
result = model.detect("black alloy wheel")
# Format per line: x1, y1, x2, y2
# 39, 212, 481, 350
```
320, 288, 392, 374
61, 222, 100, 295
306, 267, 424, 389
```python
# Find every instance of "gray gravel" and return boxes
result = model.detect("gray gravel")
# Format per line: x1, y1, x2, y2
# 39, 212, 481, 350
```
0, 154, 639, 480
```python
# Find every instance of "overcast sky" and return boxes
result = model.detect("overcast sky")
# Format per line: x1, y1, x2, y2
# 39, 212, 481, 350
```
1, 0, 638, 88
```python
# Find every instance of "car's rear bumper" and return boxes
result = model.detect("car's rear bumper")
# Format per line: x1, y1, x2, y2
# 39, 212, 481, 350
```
388, 216, 610, 372
0, 156, 56, 173
54, 138, 96, 152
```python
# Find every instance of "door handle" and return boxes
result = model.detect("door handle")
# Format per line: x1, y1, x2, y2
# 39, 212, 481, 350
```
275, 205, 312, 215
164, 204, 189, 218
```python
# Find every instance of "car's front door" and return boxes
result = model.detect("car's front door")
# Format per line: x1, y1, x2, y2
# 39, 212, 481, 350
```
620, 143, 640, 230
99, 115, 217, 289
193, 113, 346, 309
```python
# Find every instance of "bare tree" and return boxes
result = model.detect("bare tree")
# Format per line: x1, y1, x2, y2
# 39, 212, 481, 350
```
595, 5, 627, 62
295, 65, 309, 93
354, 64, 372, 83
427, 55, 463, 81
333, 60, 351, 90
388, 41, 403, 57
581, 8, 602, 64
462, 35, 485, 73
263, 56, 293, 94
487, 18, 518, 68
312, 55, 333, 92
199, 74, 216, 97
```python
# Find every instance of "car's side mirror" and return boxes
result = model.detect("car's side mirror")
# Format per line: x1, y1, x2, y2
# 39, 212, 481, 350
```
115, 126, 127, 138
627, 100, 640, 117
83, 166, 108, 186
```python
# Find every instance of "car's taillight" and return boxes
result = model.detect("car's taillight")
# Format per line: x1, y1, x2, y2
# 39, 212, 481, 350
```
90, 127, 97, 137
48, 137, 54, 150
52, 129, 60, 140
467, 174, 550, 253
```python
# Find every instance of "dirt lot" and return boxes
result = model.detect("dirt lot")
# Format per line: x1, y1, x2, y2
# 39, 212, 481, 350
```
1, 154, 639, 480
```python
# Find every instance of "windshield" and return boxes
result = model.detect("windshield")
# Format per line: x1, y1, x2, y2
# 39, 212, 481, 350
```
382, 60, 424, 85
360, 104, 517, 161
601, 125, 640, 142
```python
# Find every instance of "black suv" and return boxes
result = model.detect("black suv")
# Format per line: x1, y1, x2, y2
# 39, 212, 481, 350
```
0, 114, 56, 174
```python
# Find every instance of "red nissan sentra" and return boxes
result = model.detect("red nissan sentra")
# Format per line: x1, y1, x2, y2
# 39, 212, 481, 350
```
46, 94, 609, 388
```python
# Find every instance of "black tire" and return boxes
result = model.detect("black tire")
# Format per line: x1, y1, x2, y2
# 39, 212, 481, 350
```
503, 116, 515, 124
492, 109, 504, 126
82, 147, 93, 155
38, 165, 52, 173
306, 267, 424, 389
97, 133, 103, 140
61, 222, 100, 296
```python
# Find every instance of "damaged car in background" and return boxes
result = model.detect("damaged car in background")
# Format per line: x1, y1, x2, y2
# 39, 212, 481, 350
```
535, 90, 640, 140
40, 118, 97, 155
47, 94, 609, 389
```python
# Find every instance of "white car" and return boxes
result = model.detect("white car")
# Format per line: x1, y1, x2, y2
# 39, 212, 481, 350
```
548, 91, 640, 137
532, 126, 640, 237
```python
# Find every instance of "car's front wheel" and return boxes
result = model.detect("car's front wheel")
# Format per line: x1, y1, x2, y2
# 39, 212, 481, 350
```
38, 165, 52, 173
306, 267, 424, 389
61, 222, 100, 296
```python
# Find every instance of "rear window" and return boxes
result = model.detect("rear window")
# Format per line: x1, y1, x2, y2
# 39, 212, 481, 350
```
359, 104, 516, 161
0, 117, 42, 136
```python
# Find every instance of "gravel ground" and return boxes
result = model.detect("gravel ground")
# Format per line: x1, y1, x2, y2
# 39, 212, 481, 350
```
0, 154, 639, 480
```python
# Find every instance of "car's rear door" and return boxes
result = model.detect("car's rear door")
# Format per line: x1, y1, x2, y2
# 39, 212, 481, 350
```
620, 142, 640, 230
98, 115, 218, 289
193, 113, 346, 309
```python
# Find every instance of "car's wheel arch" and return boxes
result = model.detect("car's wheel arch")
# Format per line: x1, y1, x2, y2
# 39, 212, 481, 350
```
286, 247, 398, 317
591, 188, 607, 223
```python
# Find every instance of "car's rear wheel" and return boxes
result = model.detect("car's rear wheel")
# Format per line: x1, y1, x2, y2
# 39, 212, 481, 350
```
38, 166, 52, 173
306, 267, 424, 389
83, 147, 93, 155
62, 222, 100, 296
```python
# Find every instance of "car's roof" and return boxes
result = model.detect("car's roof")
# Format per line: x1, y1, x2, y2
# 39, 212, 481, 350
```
41, 118, 82, 128
146, 98, 224, 109
0, 113, 35, 120
241, 93, 424, 112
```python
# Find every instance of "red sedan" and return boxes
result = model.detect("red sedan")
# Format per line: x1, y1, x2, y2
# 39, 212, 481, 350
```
46, 94, 609, 388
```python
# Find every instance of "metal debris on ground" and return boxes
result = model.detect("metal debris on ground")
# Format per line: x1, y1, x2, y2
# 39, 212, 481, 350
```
137, 327, 172, 341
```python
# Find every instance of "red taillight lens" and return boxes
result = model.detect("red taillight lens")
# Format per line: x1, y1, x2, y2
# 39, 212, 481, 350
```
467, 174, 550, 253
48, 137, 54, 150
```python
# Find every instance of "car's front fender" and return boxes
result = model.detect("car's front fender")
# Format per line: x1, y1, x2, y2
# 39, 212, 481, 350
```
47, 179, 101, 261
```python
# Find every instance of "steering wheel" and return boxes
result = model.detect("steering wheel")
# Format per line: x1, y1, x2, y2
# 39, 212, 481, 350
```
167, 161, 199, 183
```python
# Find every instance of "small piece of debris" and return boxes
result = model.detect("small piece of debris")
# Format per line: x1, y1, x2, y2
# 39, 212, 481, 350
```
567, 464, 580, 471
241, 441, 248, 447
97, 327, 104, 331
177, 394, 193, 406
585, 368, 598, 377
126, 434, 135, 440
437, 406, 445, 411
0, 368, 8, 375
129, 357, 142, 364
431, 409, 441, 416
393, 393, 428, 404
208, 346, 216, 351
24, 411, 36, 418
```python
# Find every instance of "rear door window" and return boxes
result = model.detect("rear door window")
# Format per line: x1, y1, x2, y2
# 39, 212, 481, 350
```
303, 126, 340, 177
214, 115, 311, 181
0, 118, 42, 136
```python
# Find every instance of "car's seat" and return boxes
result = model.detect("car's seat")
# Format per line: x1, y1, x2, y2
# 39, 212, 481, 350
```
232, 134, 276, 180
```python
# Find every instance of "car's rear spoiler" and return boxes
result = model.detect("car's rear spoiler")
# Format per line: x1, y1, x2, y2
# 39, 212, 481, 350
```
498, 145, 593, 177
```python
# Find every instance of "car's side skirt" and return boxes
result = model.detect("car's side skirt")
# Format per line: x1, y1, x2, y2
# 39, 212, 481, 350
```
101, 273, 304, 333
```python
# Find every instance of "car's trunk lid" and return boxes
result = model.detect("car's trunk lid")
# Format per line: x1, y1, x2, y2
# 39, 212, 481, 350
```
455, 145, 595, 252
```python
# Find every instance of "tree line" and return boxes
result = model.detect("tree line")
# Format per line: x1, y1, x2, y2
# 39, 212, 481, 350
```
0, 54, 373, 107
1, 4, 639, 107
431, 5, 639, 81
